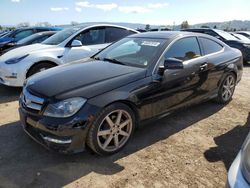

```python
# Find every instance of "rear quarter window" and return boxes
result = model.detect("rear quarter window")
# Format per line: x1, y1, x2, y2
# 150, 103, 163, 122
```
199, 37, 223, 55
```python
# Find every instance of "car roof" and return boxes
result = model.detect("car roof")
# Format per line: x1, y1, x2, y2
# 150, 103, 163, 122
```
183, 28, 213, 31
33, 31, 57, 36
127, 31, 211, 39
15, 27, 62, 31
70, 24, 139, 33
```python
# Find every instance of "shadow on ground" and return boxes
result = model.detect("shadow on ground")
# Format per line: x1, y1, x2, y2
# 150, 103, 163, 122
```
0, 101, 226, 188
0, 85, 22, 104
204, 112, 250, 170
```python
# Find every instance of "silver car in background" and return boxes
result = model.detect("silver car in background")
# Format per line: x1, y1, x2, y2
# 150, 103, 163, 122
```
0, 24, 138, 87
227, 132, 250, 187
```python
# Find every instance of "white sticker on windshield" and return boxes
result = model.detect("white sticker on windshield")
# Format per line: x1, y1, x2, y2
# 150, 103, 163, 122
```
141, 41, 160, 47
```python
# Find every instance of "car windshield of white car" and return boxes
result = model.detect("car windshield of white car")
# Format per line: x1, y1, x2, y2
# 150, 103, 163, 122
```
95, 37, 165, 68
42, 27, 80, 45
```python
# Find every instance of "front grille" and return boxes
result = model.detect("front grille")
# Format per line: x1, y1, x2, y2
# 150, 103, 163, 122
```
21, 88, 44, 113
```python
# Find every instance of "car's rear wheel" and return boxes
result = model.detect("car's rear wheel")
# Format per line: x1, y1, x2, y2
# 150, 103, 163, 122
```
27, 63, 55, 78
87, 103, 135, 155
214, 73, 236, 104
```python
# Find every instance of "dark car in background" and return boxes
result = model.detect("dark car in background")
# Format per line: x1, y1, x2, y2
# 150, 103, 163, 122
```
230, 32, 250, 42
183, 28, 250, 64
0, 31, 57, 55
236, 31, 250, 39
19, 31, 243, 155
0, 31, 10, 38
0, 27, 62, 55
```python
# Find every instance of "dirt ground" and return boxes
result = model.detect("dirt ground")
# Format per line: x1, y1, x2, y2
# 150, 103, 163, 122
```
0, 67, 250, 188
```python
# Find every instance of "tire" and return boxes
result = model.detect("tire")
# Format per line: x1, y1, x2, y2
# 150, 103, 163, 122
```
214, 73, 236, 104
27, 63, 55, 78
87, 103, 136, 155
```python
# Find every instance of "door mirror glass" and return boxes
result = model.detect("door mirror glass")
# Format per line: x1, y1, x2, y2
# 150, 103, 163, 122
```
164, 58, 184, 69
71, 40, 82, 47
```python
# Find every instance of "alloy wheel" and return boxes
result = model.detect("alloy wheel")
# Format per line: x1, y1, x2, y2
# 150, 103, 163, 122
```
222, 75, 235, 101
97, 109, 133, 152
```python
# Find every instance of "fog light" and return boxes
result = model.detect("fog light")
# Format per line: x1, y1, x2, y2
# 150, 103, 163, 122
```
41, 135, 72, 144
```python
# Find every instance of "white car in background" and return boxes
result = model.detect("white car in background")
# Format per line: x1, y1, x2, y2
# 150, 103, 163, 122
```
0, 24, 139, 87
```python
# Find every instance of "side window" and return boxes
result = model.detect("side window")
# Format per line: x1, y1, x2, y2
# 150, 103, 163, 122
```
165, 37, 201, 61
75, 28, 105, 46
105, 27, 136, 43
200, 37, 223, 55
14, 30, 34, 41
31, 35, 50, 44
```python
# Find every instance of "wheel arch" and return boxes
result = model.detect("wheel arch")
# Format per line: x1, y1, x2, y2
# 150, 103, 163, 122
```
103, 100, 141, 127
218, 63, 238, 87
26, 60, 58, 78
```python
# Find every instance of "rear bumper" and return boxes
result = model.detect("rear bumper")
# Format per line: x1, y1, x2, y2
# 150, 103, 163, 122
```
227, 152, 250, 188
19, 103, 99, 153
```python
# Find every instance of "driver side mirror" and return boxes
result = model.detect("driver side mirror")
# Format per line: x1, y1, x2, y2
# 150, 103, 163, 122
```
71, 40, 82, 47
158, 58, 183, 76
164, 58, 184, 69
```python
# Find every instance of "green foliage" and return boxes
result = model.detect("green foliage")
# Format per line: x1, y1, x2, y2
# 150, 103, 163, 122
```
181, 21, 189, 29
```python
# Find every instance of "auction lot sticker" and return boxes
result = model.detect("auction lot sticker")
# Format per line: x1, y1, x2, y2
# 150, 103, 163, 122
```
141, 41, 160, 47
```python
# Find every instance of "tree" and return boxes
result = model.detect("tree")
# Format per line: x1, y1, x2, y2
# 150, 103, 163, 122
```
145, 24, 151, 31
213, 25, 217, 29
0, 25, 2, 30
180, 21, 189, 29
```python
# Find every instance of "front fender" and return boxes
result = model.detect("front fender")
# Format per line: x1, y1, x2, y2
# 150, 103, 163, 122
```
88, 90, 138, 108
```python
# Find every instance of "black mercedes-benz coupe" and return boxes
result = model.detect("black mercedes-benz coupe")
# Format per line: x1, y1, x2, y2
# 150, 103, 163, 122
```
19, 31, 243, 155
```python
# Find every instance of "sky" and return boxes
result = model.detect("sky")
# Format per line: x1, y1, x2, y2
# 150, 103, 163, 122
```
1, 0, 250, 26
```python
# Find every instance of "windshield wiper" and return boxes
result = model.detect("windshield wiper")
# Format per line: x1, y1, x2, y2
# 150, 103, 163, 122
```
103, 58, 126, 65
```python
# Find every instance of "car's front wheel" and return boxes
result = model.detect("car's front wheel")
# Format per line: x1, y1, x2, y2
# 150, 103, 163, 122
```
215, 73, 236, 104
87, 103, 135, 155
27, 62, 55, 78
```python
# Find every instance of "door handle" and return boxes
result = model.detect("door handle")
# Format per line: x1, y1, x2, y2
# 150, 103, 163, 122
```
199, 63, 208, 71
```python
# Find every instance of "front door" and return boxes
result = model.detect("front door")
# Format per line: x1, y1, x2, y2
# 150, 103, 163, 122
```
139, 37, 210, 119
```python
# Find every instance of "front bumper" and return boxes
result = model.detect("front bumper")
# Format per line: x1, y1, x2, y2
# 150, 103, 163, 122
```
0, 62, 26, 87
19, 102, 99, 153
227, 152, 250, 188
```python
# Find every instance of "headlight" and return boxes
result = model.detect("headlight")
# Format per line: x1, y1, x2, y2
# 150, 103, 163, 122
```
243, 44, 250, 48
43, 97, 86, 118
241, 132, 250, 184
5, 54, 29, 64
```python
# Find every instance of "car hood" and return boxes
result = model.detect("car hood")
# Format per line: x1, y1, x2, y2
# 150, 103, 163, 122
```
0, 43, 56, 61
26, 60, 147, 99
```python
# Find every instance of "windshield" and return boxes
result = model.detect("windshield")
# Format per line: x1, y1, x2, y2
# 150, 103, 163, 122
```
214, 29, 238, 40
42, 27, 80, 45
233, 33, 250, 42
94, 37, 166, 68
